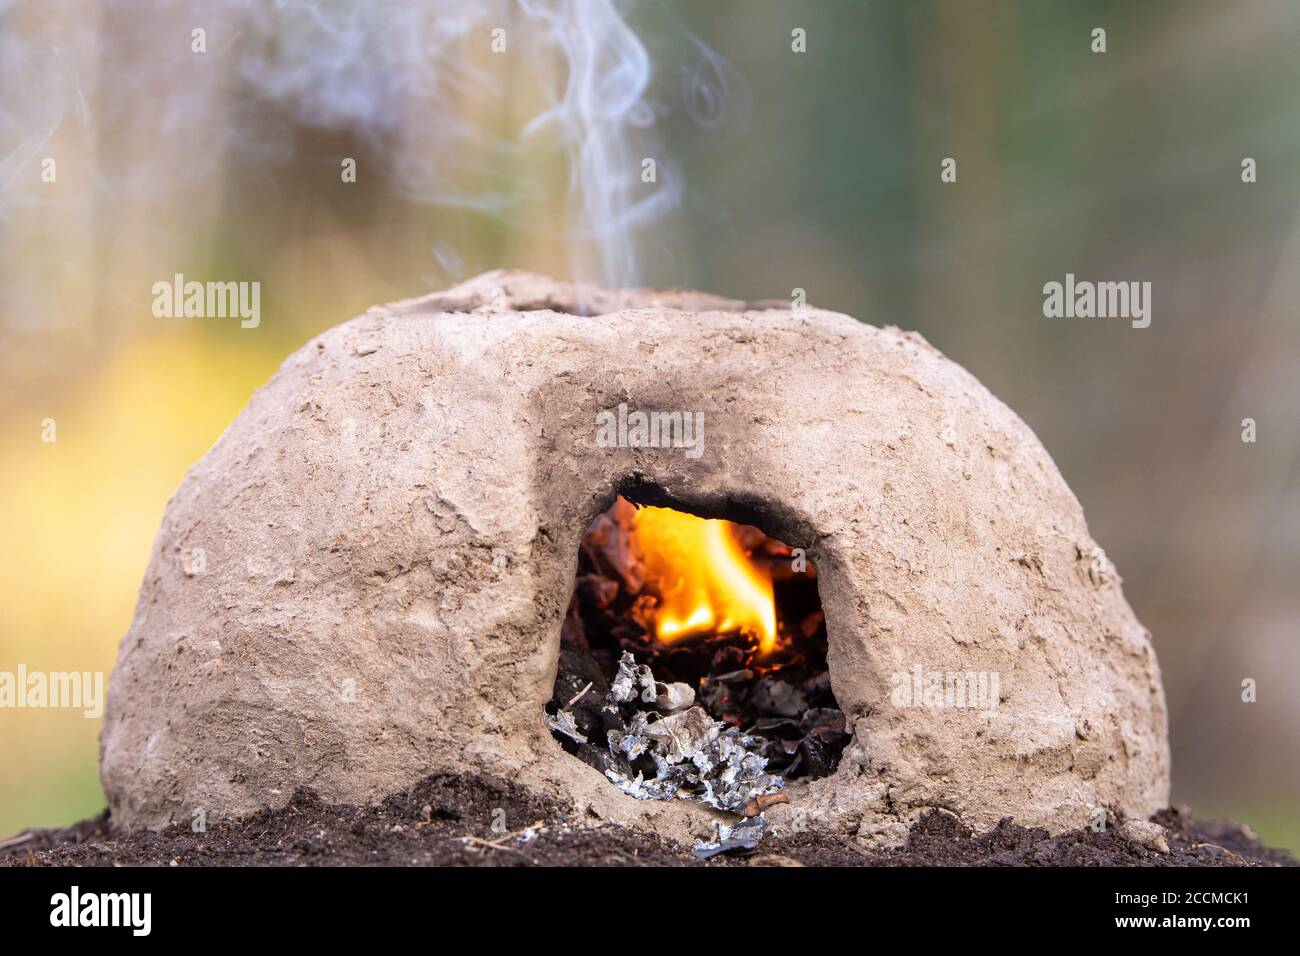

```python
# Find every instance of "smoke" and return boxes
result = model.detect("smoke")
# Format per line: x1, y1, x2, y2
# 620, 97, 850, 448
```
0, 0, 747, 289
0, 0, 85, 215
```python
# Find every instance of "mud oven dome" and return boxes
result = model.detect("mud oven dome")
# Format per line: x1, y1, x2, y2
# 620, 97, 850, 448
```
100, 270, 1170, 846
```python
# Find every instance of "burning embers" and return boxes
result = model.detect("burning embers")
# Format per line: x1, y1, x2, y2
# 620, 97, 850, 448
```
547, 496, 849, 820
632, 504, 776, 654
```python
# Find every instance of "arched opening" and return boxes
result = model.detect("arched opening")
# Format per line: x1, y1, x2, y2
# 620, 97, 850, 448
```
546, 495, 848, 812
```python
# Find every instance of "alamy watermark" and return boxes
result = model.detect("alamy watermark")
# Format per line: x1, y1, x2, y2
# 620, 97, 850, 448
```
596, 402, 704, 459
1042, 273, 1151, 329
50, 886, 151, 936
0, 665, 103, 718
890, 664, 1000, 712
152, 273, 261, 328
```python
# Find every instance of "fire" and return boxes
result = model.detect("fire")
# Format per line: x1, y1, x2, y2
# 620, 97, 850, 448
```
629, 504, 778, 655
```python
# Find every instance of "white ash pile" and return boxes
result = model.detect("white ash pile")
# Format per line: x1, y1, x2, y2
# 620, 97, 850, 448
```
547, 652, 783, 813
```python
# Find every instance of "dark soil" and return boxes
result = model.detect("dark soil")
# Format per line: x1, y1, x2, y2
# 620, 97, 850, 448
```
1, 772, 1293, 867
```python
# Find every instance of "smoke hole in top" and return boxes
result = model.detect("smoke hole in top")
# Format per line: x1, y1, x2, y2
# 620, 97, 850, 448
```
549, 496, 849, 796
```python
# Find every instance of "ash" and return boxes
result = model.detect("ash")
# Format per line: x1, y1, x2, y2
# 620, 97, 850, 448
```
547, 651, 783, 813
692, 815, 767, 860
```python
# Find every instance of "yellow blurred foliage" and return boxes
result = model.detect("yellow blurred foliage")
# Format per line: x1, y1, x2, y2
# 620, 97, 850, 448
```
0, 332, 281, 835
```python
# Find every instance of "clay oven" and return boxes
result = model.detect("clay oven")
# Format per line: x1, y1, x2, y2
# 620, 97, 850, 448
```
100, 271, 1170, 844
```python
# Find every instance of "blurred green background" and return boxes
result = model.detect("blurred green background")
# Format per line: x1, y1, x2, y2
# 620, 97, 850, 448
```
2, 0, 1297, 850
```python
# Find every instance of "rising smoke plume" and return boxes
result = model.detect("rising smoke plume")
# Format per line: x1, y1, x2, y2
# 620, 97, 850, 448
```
0, 0, 748, 290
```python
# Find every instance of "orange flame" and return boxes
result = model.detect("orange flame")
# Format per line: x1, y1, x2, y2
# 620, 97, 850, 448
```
629, 504, 777, 655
